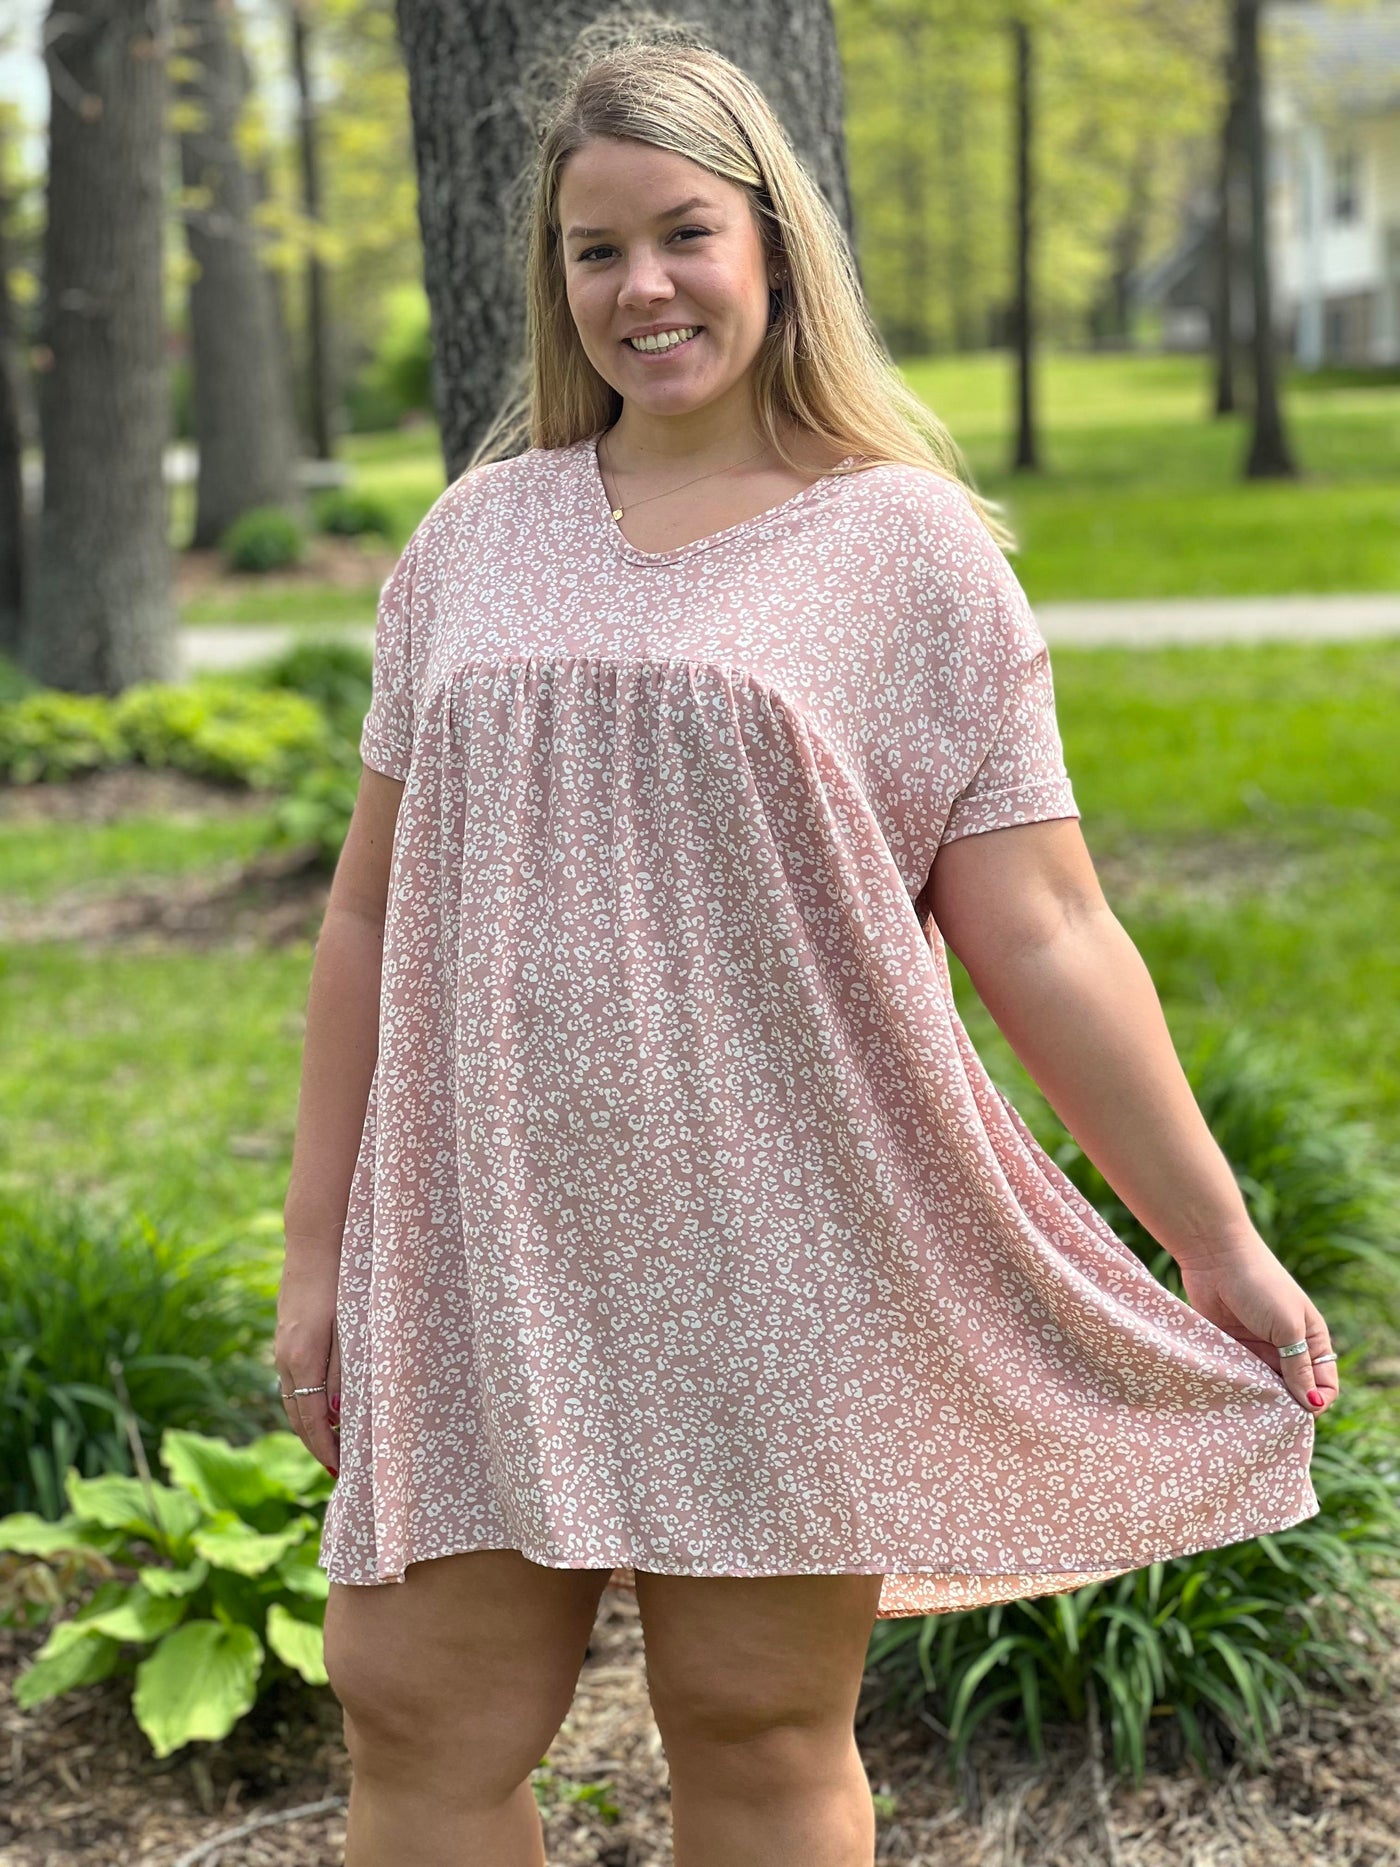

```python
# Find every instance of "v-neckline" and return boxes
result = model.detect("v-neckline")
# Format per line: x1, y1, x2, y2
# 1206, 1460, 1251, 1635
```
582, 433, 859, 567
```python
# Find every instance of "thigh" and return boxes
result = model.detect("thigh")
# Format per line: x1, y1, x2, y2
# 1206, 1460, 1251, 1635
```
633, 1569, 885, 1742
324, 1547, 613, 1742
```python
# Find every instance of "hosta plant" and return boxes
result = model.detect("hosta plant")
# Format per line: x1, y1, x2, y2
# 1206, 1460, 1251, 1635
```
0, 1428, 333, 1758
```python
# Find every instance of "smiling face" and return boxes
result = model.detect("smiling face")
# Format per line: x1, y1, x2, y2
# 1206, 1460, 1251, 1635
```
557, 137, 782, 439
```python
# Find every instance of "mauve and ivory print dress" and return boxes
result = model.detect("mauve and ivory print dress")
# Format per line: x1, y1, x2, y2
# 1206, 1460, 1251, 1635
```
317, 433, 1319, 1619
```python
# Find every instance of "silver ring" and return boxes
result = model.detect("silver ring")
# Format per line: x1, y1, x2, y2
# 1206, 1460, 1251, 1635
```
278, 1383, 328, 1398
1277, 1340, 1310, 1358
1313, 1351, 1338, 1365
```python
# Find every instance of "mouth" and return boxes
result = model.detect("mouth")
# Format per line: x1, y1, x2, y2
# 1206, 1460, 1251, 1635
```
621, 326, 705, 359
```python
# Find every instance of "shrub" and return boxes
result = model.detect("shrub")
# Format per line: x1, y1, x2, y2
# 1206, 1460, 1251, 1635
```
112, 674, 332, 789
0, 1428, 333, 1757
863, 1382, 1400, 1785
311, 487, 396, 541
0, 690, 129, 783
260, 755, 363, 871
1019, 1022, 1400, 1358
245, 634, 373, 743
221, 507, 306, 574
0, 1190, 283, 1521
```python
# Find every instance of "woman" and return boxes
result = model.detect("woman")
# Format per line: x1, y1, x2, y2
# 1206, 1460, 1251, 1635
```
277, 33, 1336, 1867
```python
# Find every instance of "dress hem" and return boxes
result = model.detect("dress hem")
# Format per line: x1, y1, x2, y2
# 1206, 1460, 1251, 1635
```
318, 1484, 1322, 1618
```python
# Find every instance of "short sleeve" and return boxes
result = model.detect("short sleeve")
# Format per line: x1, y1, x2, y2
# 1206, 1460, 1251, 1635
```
359, 534, 419, 781
938, 642, 1080, 847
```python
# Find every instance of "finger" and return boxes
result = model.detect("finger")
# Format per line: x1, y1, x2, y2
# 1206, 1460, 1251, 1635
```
328, 1326, 342, 1439
279, 1370, 339, 1475
1276, 1325, 1330, 1414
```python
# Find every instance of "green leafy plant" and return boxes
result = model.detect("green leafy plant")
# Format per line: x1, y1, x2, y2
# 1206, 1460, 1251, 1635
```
112, 675, 332, 789
221, 507, 306, 574
864, 1383, 1400, 1785
244, 634, 374, 745
0, 1189, 283, 1520
0, 689, 129, 783
312, 488, 396, 541
259, 755, 362, 871
0, 1428, 333, 1758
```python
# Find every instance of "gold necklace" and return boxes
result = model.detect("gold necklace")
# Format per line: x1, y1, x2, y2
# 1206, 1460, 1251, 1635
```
600, 431, 771, 522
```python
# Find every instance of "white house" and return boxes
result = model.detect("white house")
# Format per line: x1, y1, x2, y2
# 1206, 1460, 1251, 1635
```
1136, 0, 1400, 366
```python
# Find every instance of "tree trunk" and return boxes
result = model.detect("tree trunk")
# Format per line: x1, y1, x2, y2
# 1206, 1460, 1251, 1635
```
177, 0, 301, 548
24, 0, 173, 692
0, 131, 28, 657
1010, 15, 1039, 471
290, 0, 335, 461
1236, 0, 1297, 477
1213, 20, 1247, 417
394, 0, 862, 482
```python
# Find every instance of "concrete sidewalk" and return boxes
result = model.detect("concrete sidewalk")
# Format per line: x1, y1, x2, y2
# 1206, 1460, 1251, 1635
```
174, 592, 1400, 675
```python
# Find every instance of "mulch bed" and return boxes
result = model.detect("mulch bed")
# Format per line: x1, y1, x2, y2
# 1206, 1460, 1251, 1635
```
2, 1575, 1398, 1866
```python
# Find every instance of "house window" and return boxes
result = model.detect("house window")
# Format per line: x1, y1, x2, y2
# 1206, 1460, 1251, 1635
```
1331, 143, 1359, 223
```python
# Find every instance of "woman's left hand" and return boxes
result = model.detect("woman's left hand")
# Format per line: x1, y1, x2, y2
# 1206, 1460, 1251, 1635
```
1177, 1230, 1338, 1415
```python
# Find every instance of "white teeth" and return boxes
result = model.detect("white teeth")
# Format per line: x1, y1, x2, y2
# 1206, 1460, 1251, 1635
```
626, 326, 700, 352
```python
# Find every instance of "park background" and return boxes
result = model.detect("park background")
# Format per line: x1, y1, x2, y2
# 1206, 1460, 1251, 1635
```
0, 1, 1399, 1864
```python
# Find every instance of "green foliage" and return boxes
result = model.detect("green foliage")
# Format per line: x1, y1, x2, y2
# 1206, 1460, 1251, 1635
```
312, 487, 396, 540
220, 508, 306, 574
0, 1189, 282, 1521
112, 675, 332, 790
865, 1384, 1400, 1785
260, 756, 362, 872
346, 281, 433, 431
245, 634, 373, 743
1024, 1023, 1400, 1358
0, 1428, 333, 1758
0, 690, 129, 783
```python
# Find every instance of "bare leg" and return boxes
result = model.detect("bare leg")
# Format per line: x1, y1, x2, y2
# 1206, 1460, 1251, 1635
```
324, 1549, 612, 1866
634, 1569, 885, 1867
664, 1725, 876, 1866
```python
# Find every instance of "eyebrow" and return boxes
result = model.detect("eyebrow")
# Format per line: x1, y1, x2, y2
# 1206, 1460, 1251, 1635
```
565, 196, 718, 241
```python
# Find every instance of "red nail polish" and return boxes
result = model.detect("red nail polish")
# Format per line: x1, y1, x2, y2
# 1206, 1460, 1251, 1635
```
327, 1463, 339, 1476
1307, 1390, 1324, 1407
330, 1392, 340, 1413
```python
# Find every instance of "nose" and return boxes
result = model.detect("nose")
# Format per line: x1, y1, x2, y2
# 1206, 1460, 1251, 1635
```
616, 250, 678, 304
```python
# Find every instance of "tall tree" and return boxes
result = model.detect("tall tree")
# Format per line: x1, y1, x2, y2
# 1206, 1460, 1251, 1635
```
1235, 0, 1297, 477
1009, 11, 1039, 471
175, 0, 302, 547
288, 0, 335, 459
24, 0, 173, 691
0, 119, 27, 656
394, 1, 861, 481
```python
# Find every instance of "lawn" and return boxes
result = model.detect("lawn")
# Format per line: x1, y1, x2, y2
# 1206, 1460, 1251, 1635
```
2, 637, 1396, 1240
173, 352, 1400, 624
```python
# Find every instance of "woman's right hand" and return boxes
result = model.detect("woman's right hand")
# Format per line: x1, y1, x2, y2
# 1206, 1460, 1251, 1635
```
274, 1251, 343, 1476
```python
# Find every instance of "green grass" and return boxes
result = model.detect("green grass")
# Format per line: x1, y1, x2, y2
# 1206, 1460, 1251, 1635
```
170, 352, 1400, 625
0, 940, 312, 1228
1, 638, 1397, 1233
0, 806, 278, 902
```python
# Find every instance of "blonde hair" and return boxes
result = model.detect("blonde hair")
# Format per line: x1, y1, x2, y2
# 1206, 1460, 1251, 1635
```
467, 15, 1018, 553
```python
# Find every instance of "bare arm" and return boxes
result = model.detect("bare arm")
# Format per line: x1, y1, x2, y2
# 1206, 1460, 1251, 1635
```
282, 765, 405, 1261
927, 816, 1257, 1266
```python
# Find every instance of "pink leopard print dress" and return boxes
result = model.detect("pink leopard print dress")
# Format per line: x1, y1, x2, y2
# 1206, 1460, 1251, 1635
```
317, 434, 1318, 1618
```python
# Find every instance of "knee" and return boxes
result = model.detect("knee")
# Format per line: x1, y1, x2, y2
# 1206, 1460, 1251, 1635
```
325, 1613, 562, 1793
648, 1674, 846, 1776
